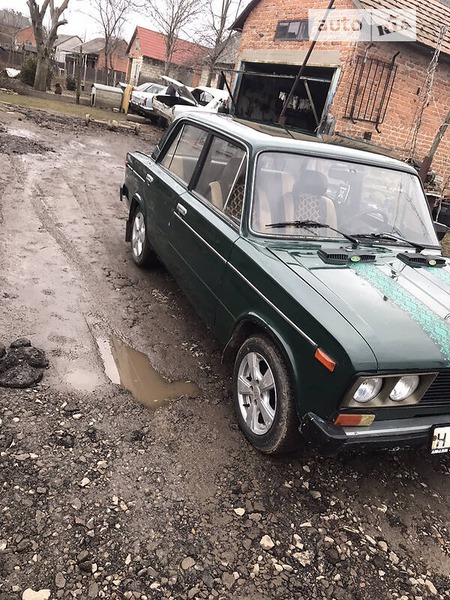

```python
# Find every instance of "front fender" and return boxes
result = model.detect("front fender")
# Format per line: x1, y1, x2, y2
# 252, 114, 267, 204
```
125, 193, 145, 242
223, 311, 305, 407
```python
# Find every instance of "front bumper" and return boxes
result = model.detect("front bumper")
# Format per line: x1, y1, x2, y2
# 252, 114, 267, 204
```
300, 412, 450, 456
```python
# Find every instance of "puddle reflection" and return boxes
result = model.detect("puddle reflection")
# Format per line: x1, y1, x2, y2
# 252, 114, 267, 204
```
97, 335, 201, 409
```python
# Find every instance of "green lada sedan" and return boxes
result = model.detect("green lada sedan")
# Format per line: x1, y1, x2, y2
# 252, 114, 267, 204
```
120, 113, 450, 456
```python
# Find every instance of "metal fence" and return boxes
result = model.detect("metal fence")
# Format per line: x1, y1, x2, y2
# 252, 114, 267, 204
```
0, 48, 126, 88
65, 60, 126, 87
0, 47, 25, 68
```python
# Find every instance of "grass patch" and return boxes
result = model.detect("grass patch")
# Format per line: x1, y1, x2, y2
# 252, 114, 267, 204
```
0, 90, 128, 123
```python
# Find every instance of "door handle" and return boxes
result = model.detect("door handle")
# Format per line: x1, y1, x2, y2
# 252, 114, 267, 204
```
176, 203, 187, 217
145, 174, 154, 185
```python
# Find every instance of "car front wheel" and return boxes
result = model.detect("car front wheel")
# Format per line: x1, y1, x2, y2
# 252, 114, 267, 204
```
233, 335, 301, 454
130, 207, 158, 268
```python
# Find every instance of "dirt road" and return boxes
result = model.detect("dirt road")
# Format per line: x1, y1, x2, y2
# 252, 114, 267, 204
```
1, 104, 450, 600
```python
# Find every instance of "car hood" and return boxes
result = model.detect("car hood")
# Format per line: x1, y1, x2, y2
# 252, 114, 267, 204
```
161, 75, 197, 105
269, 246, 450, 370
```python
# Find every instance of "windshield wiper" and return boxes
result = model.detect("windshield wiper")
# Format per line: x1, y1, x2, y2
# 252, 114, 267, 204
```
266, 220, 360, 247
350, 232, 426, 252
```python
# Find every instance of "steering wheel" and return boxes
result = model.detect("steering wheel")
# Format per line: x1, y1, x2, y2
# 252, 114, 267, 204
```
343, 209, 389, 232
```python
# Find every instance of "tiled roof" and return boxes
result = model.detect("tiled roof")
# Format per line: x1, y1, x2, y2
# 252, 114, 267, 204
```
232, 0, 450, 56
356, 0, 450, 55
131, 26, 208, 66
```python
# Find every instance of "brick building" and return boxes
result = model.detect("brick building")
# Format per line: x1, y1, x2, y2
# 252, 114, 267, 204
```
231, 0, 450, 190
14, 25, 36, 50
66, 38, 128, 86
127, 26, 208, 87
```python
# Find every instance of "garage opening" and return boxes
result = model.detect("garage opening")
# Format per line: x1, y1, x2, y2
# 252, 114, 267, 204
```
231, 63, 336, 135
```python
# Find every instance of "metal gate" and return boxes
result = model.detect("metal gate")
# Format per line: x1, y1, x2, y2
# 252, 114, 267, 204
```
344, 53, 398, 132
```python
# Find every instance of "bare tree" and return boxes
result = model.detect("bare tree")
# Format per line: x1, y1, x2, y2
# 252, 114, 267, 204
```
27, 0, 70, 91
144, 0, 204, 76
89, 0, 130, 85
201, 0, 242, 86
0, 8, 30, 49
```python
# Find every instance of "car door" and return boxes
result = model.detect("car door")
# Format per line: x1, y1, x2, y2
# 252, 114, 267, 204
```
142, 123, 209, 268
168, 133, 247, 327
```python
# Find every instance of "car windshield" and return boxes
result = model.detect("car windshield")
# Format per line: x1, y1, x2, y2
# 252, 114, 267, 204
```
251, 151, 438, 247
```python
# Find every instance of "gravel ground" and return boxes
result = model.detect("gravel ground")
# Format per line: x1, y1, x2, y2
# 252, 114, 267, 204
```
1, 103, 450, 600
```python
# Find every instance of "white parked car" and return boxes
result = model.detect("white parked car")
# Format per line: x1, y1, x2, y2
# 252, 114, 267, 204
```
152, 76, 229, 125
128, 82, 167, 120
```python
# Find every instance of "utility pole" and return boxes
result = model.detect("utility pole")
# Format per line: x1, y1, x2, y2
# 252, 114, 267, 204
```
419, 109, 450, 183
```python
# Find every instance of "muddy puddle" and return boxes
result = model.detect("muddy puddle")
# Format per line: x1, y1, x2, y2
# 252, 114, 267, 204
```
97, 335, 201, 409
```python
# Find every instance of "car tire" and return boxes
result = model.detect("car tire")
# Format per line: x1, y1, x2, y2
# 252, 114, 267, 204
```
130, 206, 158, 268
233, 335, 301, 454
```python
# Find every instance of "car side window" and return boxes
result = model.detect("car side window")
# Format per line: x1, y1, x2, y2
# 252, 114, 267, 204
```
194, 136, 246, 222
160, 124, 208, 185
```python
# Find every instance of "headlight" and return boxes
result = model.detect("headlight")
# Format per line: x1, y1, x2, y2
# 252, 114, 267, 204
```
389, 375, 420, 402
353, 377, 383, 403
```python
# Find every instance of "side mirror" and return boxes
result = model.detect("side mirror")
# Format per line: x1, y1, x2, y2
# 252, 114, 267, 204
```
434, 221, 449, 241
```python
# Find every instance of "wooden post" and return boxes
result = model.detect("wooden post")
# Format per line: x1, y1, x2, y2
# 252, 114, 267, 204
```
76, 45, 82, 105
419, 109, 450, 183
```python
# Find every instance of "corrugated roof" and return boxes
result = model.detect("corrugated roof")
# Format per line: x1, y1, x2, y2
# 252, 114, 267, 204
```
132, 26, 208, 66
72, 37, 127, 55
79, 37, 106, 54
232, 0, 450, 56
216, 32, 241, 64
55, 34, 78, 46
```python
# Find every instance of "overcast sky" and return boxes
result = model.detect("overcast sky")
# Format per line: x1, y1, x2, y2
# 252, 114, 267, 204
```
0, 0, 145, 42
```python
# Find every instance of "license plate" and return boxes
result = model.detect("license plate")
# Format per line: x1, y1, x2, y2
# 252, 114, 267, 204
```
431, 426, 450, 454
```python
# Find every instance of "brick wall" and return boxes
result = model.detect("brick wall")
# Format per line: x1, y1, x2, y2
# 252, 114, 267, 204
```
139, 57, 196, 86
139, 57, 163, 82
96, 41, 128, 73
15, 25, 35, 47
237, 0, 450, 191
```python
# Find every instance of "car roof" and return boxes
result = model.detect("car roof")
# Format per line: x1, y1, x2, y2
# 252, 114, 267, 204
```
176, 113, 418, 174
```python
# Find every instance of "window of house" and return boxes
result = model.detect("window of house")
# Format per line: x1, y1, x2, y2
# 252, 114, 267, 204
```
275, 19, 309, 41
160, 124, 208, 185
194, 136, 247, 221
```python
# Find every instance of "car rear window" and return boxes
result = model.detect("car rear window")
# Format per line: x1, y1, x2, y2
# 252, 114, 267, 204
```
194, 136, 247, 221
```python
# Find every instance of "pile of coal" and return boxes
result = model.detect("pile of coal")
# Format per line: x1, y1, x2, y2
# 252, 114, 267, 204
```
0, 338, 49, 388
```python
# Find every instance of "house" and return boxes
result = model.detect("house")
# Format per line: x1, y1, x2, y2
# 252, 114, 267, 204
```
14, 25, 36, 50
231, 0, 450, 188
53, 34, 82, 65
199, 32, 241, 87
126, 26, 208, 87
66, 37, 128, 86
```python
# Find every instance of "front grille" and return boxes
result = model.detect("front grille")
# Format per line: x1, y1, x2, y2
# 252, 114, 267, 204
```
421, 371, 450, 407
